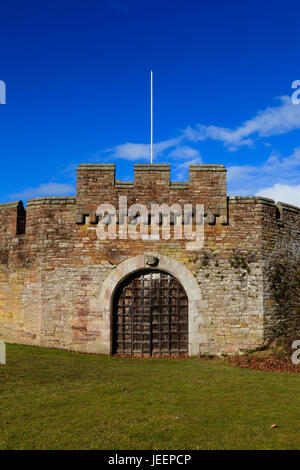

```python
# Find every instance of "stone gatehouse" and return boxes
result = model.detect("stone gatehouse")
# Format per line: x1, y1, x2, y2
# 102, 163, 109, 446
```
1, 163, 300, 356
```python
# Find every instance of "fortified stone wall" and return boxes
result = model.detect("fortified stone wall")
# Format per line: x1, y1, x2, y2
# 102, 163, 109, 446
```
261, 201, 300, 339
0, 164, 300, 355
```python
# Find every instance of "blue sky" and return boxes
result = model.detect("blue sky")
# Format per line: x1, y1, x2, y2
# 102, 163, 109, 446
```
1, 0, 300, 205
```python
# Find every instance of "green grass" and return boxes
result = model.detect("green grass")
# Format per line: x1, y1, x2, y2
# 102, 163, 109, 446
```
1, 343, 300, 450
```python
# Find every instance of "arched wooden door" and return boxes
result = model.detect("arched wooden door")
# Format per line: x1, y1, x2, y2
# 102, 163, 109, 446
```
113, 269, 188, 357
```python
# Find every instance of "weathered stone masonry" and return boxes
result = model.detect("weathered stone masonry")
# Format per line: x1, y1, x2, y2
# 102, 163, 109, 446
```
1, 163, 300, 355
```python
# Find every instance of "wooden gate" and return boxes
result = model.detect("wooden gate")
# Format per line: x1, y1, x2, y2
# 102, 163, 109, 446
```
113, 270, 188, 357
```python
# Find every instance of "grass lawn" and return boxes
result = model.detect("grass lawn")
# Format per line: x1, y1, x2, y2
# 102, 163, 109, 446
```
1, 343, 300, 450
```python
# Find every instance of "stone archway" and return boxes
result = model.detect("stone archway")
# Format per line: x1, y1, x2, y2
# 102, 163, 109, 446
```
94, 253, 205, 356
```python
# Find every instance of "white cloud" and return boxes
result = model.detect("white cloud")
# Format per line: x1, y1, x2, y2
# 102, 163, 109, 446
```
183, 96, 300, 150
103, 142, 149, 161
256, 184, 300, 206
101, 137, 183, 161
227, 164, 257, 184
96, 95, 300, 165
167, 145, 202, 160
90, 95, 300, 166
227, 147, 300, 207
10, 182, 75, 200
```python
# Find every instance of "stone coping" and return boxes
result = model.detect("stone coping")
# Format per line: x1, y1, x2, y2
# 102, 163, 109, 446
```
277, 201, 300, 214
170, 182, 189, 189
78, 163, 226, 173
2, 195, 300, 213
229, 196, 300, 213
77, 164, 115, 171
134, 164, 170, 171
115, 182, 134, 189
0, 200, 23, 209
229, 196, 275, 206
27, 197, 76, 206
189, 164, 226, 172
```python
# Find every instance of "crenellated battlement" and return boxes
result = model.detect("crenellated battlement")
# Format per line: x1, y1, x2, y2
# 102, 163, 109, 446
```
1, 164, 300, 239
76, 163, 228, 225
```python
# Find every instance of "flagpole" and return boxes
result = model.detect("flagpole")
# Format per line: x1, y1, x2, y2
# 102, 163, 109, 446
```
150, 70, 153, 164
